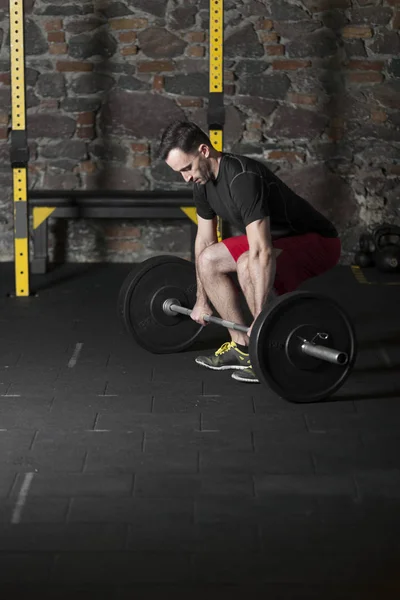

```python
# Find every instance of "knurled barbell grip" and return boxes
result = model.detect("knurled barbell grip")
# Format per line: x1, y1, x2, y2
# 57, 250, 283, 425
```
168, 303, 249, 333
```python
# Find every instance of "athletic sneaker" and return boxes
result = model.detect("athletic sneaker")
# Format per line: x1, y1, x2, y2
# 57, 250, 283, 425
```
231, 367, 260, 383
195, 341, 251, 371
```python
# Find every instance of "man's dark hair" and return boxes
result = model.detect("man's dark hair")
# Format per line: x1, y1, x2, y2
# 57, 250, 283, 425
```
157, 121, 211, 161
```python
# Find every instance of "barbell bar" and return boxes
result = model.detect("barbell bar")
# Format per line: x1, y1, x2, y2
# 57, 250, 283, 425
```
118, 255, 357, 403
163, 298, 349, 366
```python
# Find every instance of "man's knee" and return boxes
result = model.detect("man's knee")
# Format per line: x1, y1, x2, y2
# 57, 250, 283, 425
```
198, 242, 238, 278
197, 243, 220, 275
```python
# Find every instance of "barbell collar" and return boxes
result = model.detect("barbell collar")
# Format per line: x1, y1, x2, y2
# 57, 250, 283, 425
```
300, 340, 348, 365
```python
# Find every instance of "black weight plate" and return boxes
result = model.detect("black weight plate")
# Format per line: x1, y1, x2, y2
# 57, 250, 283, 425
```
118, 255, 203, 354
249, 291, 357, 403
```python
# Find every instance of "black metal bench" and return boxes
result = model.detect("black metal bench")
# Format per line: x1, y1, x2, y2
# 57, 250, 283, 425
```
29, 189, 197, 274
29, 188, 292, 274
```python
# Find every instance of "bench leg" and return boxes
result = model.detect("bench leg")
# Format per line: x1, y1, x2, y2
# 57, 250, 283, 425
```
31, 219, 48, 274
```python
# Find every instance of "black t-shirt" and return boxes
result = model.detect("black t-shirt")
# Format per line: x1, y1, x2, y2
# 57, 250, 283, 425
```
194, 153, 338, 238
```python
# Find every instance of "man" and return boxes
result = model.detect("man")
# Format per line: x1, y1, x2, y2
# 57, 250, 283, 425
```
157, 121, 341, 383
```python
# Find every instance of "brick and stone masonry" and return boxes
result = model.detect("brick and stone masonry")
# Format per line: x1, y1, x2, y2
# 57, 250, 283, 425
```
0, 0, 399, 264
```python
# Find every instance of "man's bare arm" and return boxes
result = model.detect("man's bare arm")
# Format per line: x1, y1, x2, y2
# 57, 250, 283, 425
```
245, 217, 276, 318
194, 214, 218, 304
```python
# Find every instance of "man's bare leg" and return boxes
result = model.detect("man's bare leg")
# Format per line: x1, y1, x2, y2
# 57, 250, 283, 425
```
237, 249, 281, 321
197, 242, 249, 346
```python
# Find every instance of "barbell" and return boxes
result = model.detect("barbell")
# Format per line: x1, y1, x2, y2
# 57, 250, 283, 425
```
118, 255, 357, 403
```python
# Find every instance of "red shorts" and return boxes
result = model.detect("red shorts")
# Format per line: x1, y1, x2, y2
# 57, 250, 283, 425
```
222, 232, 341, 295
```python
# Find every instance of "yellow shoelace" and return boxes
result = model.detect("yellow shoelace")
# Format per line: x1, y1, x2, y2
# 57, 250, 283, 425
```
215, 341, 236, 356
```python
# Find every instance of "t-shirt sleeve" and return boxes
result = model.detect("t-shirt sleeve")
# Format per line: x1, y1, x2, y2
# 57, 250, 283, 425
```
230, 172, 270, 227
193, 183, 216, 220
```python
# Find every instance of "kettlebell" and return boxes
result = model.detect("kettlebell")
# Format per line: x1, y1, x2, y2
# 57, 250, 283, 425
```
373, 223, 400, 252
374, 244, 400, 273
354, 251, 374, 268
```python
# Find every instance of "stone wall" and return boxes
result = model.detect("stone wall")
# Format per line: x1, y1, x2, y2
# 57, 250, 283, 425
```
0, 0, 399, 264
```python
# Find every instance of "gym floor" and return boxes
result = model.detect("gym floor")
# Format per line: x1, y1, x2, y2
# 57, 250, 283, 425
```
0, 261, 400, 599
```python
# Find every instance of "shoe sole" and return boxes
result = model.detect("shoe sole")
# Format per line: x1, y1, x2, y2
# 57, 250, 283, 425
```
231, 374, 260, 383
195, 358, 249, 371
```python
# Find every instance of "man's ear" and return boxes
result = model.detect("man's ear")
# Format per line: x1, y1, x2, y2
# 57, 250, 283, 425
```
199, 143, 210, 157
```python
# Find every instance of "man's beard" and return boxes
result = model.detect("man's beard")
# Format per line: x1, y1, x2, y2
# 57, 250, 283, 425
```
198, 157, 214, 184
